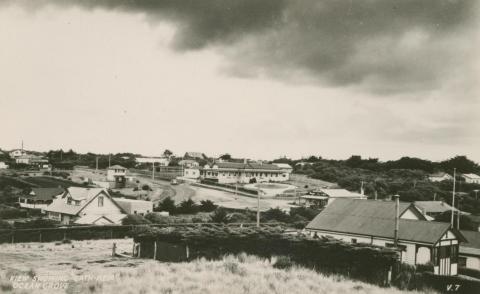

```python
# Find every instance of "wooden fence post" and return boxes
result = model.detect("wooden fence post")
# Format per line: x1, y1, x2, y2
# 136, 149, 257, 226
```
153, 241, 157, 260
11, 231, 14, 244
39, 232, 42, 243
186, 244, 190, 260
112, 242, 117, 257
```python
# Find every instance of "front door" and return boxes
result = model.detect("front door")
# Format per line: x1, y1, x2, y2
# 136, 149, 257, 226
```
438, 246, 451, 275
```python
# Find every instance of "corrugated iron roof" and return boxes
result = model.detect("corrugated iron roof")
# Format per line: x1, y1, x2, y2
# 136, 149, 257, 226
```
306, 199, 456, 244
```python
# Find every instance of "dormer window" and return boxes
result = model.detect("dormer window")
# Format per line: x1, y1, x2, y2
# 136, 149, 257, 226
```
98, 196, 104, 207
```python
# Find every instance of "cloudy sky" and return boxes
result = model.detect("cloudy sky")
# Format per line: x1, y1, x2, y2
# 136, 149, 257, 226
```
0, 0, 479, 161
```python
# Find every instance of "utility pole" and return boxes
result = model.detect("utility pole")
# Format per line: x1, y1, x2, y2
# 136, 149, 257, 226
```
433, 192, 437, 201
457, 196, 461, 230
393, 194, 400, 247
451, 168, 456, 228
95, 157, 99, 172
152, 162, 155, 181
108, 154, 111, 168
256, 192, 260, 228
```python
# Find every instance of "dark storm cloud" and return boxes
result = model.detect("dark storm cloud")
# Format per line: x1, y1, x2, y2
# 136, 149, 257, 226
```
2, 0, 477, 94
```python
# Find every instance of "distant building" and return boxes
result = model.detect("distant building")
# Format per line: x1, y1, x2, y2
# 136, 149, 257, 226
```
106, 165, 127, 187
15, 154, 48, 166
302, 188, 366, 208
114, 198, 153, 216
183, 167, 200, 179
135, 157, 169, 166
18, 187, 64, 210
305, 199, 466, 276
44, 187, 126, 225
184, 152, 207, 160
462, 173, 480, 184
178, 159, 200, 168
459, 230, 480, 270
414, 201, 468, 220
201, 162, 288, 184
9, 149, 27, 158
272, 163, 293, 174
428, 172, 453, 182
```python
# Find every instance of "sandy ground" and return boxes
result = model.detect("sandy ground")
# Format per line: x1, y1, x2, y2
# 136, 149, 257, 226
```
0, 239, 424, 294
0, 239, 140, 293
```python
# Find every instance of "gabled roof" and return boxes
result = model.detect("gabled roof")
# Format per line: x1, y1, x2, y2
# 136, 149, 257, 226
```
44, 187, 115, 216
273, 163, 293, 169
207, 162, 281, 170
27, 187, 64, 201
460, 230, 480, 256
429, 172, 452, 178
306, 199, 461, 244
185, 152, 206, 159
463, 173, 480, 179
414, 201, 466, 214
313, 188, 365, 198
108, 165, 126, 170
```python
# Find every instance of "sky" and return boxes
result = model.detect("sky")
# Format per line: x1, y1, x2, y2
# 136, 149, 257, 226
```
0, 0, 479, 161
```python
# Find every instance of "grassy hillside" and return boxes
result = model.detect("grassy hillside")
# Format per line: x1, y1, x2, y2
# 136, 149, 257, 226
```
0, 176, 83, 190
0, 239, 427, 294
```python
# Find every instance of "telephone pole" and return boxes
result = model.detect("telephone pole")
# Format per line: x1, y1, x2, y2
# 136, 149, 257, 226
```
152, 162, 155, 181
451, 168, 456, 228
108, 154, 111, 168
95, 157, 99, 172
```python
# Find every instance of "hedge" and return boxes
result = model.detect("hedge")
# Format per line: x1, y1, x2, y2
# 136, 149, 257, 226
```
133, 225, 399, 286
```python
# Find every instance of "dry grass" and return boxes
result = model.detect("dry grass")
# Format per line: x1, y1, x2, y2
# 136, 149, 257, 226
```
0, 239, 433, 294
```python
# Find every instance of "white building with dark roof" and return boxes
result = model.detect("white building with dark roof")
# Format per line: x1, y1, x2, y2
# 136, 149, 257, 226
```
44, 187, 126, 225
462, 173, 480, 184
428, 172, 453, 182
305, 199, 466, 276
201, 162, 288, 184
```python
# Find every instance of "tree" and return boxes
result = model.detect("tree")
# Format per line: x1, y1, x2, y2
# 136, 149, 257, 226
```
210, 208, 228, 223
434, 211, 477, 231
177, 198, 198, 214
219, 153, 232, 160
163, 149, 173, 158
440, 156, 479, 174
199, 200, 217, 212
156, 197, 176, 214
263, 208, 290, 223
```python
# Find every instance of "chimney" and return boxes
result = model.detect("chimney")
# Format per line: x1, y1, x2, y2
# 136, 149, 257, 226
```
393, 194, 400, 247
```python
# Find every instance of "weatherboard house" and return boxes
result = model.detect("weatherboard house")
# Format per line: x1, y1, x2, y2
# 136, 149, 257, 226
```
44, 187, 127, 225
305, 199, 466, 276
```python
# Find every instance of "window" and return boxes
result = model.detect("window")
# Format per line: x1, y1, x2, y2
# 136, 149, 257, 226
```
67, 197, 72, 205
98, 196, 104, 207
458, 256, 467, 267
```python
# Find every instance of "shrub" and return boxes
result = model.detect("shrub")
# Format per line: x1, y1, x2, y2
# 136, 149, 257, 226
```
156, 197, 176, 214
210, 208, 228, 223
199, 200, 217, 212
392, 263, 416, 290
141, 184, 151, 191
121, 214, 151, 225
0, 220, 12, 230
144, 213, 170, 224
176, 199, 198, 214
289, 207, 320, 221
0, 205, 27, 219
273, 256, 294, 270
191, 217, 204, 223
14, 218, 58, 229
415, 263, 433, 273
459, 266, 480, 279
263, 208, 290, 223
228, 212, 254, 223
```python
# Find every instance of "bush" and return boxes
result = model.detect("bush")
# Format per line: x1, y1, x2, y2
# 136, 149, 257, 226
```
121, 214, 151, 225
0, 220, 12, 230
141, 184, 151, 191
210, 208, 228, 223
0, 204, 28, 219
415, 263, 433, 273
392, 263, 416, 290
228, 212, 254, 223
289, 207, 320, 221
263, 208, 290, 223
459, 266, 480, 279
199, 200, 217, 212
14, 218, 59, 229
156, 197, 176, 214
176, 198, 198, 214
273, 256, 294, 270
144, 213, 170, 224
